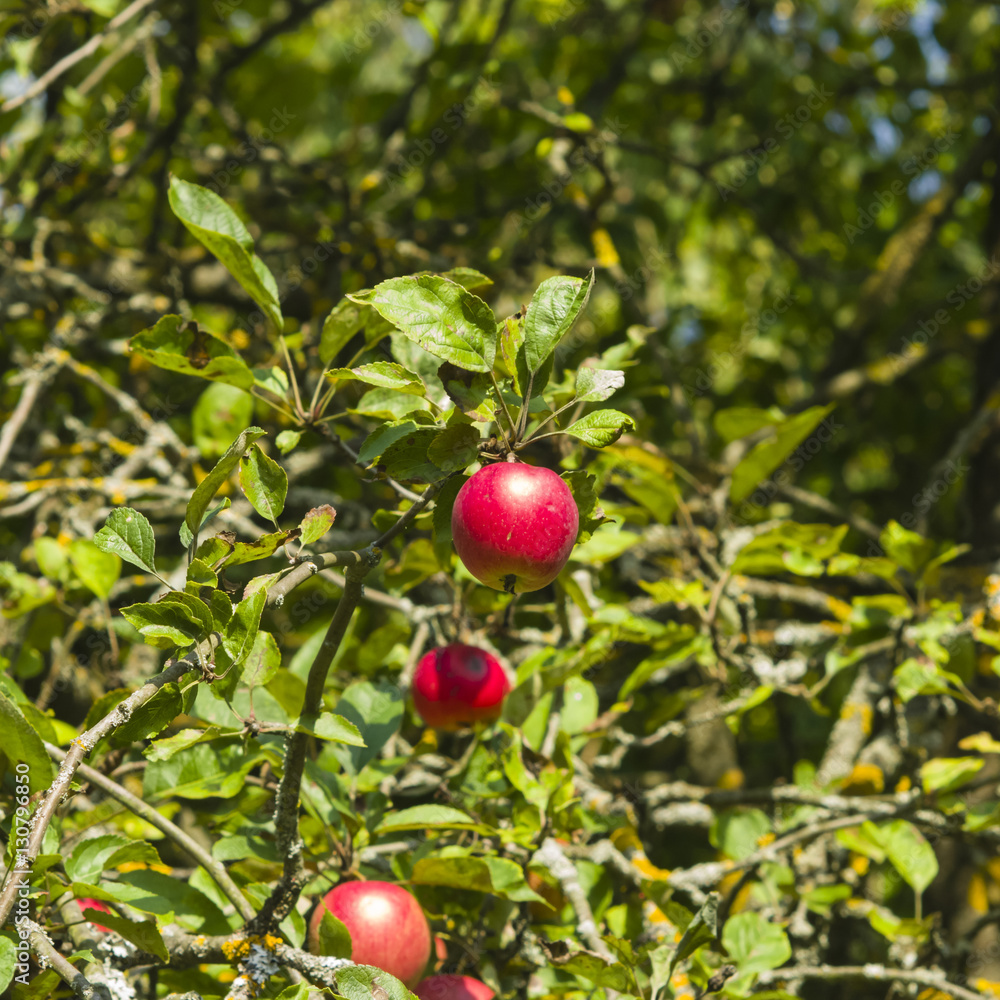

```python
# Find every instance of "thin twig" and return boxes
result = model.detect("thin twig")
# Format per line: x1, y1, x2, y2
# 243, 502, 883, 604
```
45, 743, 255, 922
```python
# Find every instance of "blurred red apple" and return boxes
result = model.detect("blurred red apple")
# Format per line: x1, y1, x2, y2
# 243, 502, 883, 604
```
451, 462, 579, 593
308, 880, 431, 987
415, 975, 495, 1000
78, 897, 113, 934
413, 644, 510, 730
433, 935, 448, 969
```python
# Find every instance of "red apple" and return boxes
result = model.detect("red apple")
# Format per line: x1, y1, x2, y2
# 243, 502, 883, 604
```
308, 880, 431, 987
78, 897, 113, 934
451, 462, 579, 593
415, 975, 495, 1000
412, 644, 510, 730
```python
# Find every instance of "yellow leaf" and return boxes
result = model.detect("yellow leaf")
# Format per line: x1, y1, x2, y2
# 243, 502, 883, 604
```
968, 872, 989, 914
840, 762, 884, 794
591, 227, 620, 268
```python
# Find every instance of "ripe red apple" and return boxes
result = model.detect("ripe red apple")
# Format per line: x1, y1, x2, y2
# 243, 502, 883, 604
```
77, 897, 113, 933
415, 975, 495, 1000
451, 462, 579, 593
412, 643, 510, 730
308, 880, 431, 987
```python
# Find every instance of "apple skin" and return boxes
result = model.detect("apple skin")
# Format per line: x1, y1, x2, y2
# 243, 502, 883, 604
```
308, 881, 431, 987
415, 975, 495, 1000
412, 644, 510, 730
451, 462, 579, 593
78, 897, 112, 934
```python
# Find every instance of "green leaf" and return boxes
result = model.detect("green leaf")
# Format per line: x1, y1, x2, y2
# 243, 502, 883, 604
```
332, 682, 405, 774
327, 361, 426, 394
894, 658, 962, 702
879, 520, 937, 576
179, 497, 231, 549
669, 892, 720, 973
0, 689, 55, 793
185, 427, 266, 536
722, 911, 792, 979
358, 420, 421, 465
412, 851, 545, 902
299, 504, 337, 545
575, 367, 625, 402
228, 528, 300, 566
563, 408, 635, 448
34, 537, 69, 582
0, 936, 17, 994
94, 507, 157, 575
711, 809, 772, 862
242, 630, 281, 688
375, 805, 480, 834
379, 428, 445, 483
129, 315, 255, 389
143, 741, 265, 800
439, 267, 493, 291
185, 558, 218, 592
168, 177, 282, 330
192, 382, 254, 458
713, 407, 784, 443
80, 909, 169, 962
730, 404, 836, 504
320, 298, 369, 364
294, 712, 365, 745
144, 726, 228, 762
497, 315, 524, 388
562, 470, 613, 543
427, 424, 481, 472
438, 363, 495, 421
120, 593, 213, 650
522, 272, 594, 373
223, 589, 267, 664
318, 910, 353, 959
554, 952, 634, 993
368, 275, 497, 372
876, 819, 939, 894
432, 473, 467, 565
68, 539, 120, 599
109, 682, 187, 747
920, 756, 985, 793
276, 429, 303, 454
335, 965, 418, 1000
350, 387, 433, 420
101, 868, 232, 934
65, 834, 161, 885
239, 443, 288, 523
